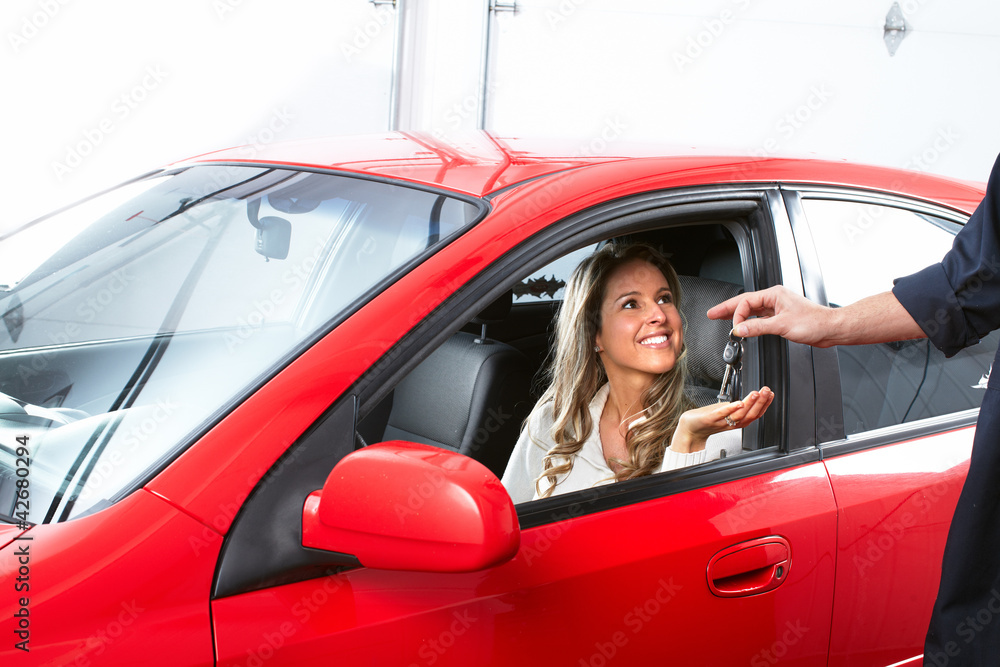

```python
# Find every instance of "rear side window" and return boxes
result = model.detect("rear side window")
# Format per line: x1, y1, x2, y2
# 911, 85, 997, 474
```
802, 198, 995, 436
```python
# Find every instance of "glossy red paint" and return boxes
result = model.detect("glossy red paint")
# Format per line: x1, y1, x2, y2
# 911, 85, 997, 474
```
303, 442, 519, 573
186, 132, 614, 197
214, 461, 837, 666
0, 489, 221, 665
824, 427, 973, 666
189, 132, 985, 212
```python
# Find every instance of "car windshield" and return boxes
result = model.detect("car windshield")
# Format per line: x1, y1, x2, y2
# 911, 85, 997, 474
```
0, 165, 483, 524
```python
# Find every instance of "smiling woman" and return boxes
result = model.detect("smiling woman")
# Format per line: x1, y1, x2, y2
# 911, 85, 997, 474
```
501, 243, 773, 502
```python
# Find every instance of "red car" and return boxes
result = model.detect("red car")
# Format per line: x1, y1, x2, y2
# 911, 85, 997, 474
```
0, 133, 990, 666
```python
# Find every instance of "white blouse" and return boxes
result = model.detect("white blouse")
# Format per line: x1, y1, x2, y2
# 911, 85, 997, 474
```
501, 384, 742, 504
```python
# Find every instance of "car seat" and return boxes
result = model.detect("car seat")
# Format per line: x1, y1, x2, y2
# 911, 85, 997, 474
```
678, 275, 744, 408
378, 291, 534, 477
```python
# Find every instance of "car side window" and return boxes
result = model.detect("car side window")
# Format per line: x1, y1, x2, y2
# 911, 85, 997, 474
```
497, 225, 760, 503
802, 198, 996, 436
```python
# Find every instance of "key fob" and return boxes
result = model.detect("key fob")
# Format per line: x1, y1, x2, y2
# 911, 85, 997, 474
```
723, 332, 743, 368
717, 331, 744, 403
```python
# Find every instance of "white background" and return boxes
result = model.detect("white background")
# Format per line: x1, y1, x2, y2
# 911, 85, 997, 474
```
3, 0, 999, 227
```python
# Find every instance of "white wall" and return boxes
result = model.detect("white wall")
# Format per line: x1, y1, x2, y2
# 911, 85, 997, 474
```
2, 0, 396, 226
4, 0, 999, 229
436, 0, 1000, 184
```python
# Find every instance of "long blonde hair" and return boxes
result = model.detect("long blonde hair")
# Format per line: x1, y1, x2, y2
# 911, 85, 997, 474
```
534, 243, 691, 498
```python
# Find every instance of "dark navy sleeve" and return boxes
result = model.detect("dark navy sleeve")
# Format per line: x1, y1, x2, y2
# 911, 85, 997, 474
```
893, 153, 1000, 357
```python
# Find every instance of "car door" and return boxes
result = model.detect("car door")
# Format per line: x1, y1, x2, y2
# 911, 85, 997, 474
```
784, 189, 989, 666
210, 186, 839, 666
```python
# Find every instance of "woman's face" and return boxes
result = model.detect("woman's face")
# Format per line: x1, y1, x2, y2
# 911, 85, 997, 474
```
594, 258, 684, 387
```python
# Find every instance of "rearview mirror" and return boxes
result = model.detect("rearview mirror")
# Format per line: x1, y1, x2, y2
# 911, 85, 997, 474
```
302, 441, 520, 573
254, 216, 291, 260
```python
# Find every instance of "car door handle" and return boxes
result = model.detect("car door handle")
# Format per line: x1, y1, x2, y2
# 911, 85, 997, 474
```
707, 536, 791, 598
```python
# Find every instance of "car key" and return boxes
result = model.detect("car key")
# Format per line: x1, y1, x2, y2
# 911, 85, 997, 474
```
717, 329, 744, 403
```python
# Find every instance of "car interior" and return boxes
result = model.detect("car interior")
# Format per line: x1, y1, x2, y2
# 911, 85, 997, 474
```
214, 213, 771, 599
356, 222, 750, 481
837, 329, 1000, 435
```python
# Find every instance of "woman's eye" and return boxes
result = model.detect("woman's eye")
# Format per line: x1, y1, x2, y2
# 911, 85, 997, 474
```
622, 299, 638, 309
658, 293, 673, 305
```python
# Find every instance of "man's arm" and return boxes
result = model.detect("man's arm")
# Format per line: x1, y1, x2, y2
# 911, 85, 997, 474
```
707, 286, 926, 347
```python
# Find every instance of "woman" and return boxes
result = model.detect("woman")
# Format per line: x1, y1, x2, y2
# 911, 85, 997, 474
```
501, 243, 774, 503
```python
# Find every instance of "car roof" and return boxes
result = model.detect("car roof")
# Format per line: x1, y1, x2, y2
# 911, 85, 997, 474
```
183, 131, 986, 213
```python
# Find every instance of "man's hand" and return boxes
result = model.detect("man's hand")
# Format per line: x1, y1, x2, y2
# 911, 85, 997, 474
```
707, 286, 835, 346
707, 286, 925, 347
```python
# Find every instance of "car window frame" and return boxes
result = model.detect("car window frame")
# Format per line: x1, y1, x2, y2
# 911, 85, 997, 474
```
212, 184, 817, 597
783, 185, 982, 458
359, 185, 813, 524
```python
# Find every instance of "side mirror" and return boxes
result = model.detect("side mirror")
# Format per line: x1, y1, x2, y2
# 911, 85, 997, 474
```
302, 441, 520, 573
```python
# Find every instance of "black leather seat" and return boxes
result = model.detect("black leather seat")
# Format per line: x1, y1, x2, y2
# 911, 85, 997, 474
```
678, 275, 744, 408
379, 292, 533, 477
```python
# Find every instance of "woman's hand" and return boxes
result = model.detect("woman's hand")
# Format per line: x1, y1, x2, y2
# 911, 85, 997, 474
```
669, 387, 775, 453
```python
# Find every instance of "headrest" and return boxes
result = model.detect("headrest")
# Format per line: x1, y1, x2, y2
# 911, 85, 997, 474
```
472, 289, 513, 324
699, 241, 743, 285
678, 275, 743, 406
